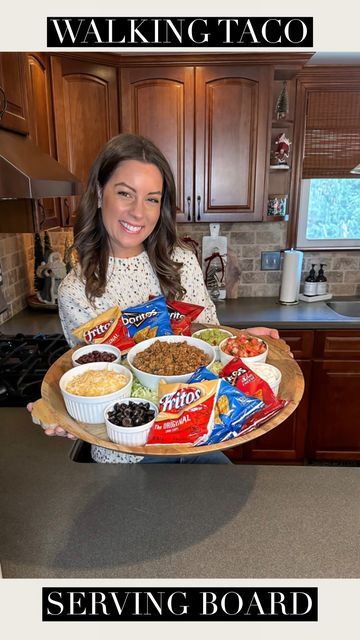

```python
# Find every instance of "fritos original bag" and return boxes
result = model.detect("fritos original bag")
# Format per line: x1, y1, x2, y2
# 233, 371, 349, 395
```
147, 379, 218, 446
122, 295, 172, 343
72, 306, 134, 351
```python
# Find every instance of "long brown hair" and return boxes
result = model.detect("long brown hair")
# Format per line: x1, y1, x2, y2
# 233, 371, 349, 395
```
73, 133, 186, 303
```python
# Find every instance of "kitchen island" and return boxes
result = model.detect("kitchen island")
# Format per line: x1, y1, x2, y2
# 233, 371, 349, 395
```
1, 406, 359, 579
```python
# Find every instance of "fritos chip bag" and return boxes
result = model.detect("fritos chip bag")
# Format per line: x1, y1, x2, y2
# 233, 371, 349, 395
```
149, 296, 204, 335
122, 295, 173, 344
72, 306, 134, 351
219, 358, 287, 434
188, 367, 264, 446
166, 300, 204, 335
147, 379, 218, 446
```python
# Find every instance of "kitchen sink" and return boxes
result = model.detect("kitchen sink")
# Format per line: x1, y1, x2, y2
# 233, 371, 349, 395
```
326, 299, 360, 317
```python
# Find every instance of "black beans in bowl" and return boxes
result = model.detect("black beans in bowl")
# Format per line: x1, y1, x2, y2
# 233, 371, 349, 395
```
75, 350, 117, 364
107, 401, 156, 428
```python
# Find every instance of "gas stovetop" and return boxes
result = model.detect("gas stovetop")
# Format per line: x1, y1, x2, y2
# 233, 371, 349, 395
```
0, 333, 69, 407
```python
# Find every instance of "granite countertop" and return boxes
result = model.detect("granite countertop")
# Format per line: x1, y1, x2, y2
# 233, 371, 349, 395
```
1, 407, 359, 579
1, 297, 360, 336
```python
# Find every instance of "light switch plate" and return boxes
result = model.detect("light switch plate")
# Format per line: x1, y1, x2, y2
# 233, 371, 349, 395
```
261, 251, 281, 270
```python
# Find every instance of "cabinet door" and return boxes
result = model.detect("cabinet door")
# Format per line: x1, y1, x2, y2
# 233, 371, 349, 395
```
51, 56, 119, 226
307, 360, 360, 461
195, 65, 271, 222
0, 53, 29, 134
120, 66, 194, 222
27, 53, 61, 230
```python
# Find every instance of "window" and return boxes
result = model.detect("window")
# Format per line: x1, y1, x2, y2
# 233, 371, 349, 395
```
296, 84, 360, 249
297, 178, 360, 249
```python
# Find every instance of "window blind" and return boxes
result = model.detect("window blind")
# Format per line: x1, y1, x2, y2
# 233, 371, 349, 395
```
303, 89, 360, 179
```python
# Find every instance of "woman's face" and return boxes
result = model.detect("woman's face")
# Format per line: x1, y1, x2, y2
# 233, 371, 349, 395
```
100, 159, 163, 258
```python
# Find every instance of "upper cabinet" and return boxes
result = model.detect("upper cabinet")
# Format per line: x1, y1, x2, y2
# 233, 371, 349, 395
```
26, 53, 61, 230
120, 66, 194, 221
0, 53, 29, 134
120, 64, 271, 222
51, 56, 119, 226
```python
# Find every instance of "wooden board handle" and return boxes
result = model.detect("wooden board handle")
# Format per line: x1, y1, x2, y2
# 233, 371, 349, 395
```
31, 398, 64, 430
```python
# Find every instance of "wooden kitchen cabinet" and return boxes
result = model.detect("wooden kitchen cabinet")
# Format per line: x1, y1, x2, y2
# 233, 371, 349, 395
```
0, 52, 29, 134
120, 64, 271, 222
307, 330, 360, 461
26, 53, 61, 230
120, 66, 194, 221
51, 56, 119, 226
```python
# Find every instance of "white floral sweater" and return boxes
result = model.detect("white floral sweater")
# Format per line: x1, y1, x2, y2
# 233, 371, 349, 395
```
58, 246, 219, 463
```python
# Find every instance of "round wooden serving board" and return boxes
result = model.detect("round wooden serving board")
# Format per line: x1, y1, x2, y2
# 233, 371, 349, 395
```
31, 324, 304, 456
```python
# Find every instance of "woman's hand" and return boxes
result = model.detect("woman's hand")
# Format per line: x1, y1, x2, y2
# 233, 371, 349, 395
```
26, 403, 77, 439
246, 326, 280, 340
245, 326, 294, 358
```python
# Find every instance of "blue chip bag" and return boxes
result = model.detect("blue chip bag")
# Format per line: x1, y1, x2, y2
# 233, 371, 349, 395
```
188, 366, 264, 446
122, 295, 173, 344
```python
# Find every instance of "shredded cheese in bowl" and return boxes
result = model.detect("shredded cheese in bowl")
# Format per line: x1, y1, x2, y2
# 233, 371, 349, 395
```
65, 370, 129, 397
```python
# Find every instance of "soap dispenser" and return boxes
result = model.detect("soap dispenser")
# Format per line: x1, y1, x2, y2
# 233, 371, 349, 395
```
303, 264, 317, 296
316, 264, 328, 295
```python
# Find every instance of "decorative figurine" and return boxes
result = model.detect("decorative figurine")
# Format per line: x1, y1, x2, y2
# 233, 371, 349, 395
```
274, 132, 292, 165
36, 251, 67, 305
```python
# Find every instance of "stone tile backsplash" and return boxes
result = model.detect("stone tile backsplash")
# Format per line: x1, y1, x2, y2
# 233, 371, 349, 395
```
0, 229, 73, 326
0, 221, 359, 326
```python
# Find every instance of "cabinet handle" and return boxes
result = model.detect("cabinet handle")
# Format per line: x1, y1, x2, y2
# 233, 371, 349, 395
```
197, 195, 201, 221
187, 196, 191, 221
64, 198, 71, 226
0, 86, 7, 120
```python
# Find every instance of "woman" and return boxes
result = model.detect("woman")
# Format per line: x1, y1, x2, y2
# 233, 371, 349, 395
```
29, 133, 279, 463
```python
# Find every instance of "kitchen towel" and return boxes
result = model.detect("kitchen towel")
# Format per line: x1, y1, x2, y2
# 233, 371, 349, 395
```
279, 249, 304, 304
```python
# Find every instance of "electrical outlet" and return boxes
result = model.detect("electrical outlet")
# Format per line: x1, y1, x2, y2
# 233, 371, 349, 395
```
261, 251, 281, 271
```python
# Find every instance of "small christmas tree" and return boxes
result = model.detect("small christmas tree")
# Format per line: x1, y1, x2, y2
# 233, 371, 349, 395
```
63, 238, 72, 273
275, 81, 289, 120
34, 232, 45, 292
43, 230, 53, 261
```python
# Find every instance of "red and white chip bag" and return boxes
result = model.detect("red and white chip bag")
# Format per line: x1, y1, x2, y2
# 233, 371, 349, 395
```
72, 306, 134, 351
147, 379, 218, 446
219, 358, 287, 434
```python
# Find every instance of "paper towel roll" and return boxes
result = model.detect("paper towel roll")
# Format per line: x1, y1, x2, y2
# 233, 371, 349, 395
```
279, 250, 304, 304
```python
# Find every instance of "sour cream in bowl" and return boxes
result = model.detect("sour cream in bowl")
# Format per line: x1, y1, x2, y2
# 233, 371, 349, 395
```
247, 362, 282, 396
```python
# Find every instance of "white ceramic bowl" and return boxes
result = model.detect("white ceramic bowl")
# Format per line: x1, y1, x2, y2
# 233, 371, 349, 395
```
191, 328, 234, 360
219, 334, 268, 367
127, 335, 216, 391
247, 362, 282, 396
104, 397, 158, 446
59, 362, 133, 424
71, 343, 122, 367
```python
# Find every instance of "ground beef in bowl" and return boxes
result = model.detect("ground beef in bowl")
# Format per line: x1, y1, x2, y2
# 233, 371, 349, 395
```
132, 340, 211, 375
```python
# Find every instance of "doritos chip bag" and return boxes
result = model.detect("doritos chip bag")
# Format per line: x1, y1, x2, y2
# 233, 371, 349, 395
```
72, 306, 134, 351
188, 366, 264, 445
147, 379, 218, 446
149, 296, 204, 335
122, 295, 173, 344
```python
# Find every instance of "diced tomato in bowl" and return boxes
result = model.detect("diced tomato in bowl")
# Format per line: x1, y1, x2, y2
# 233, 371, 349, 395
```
219, 333, 268, 366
